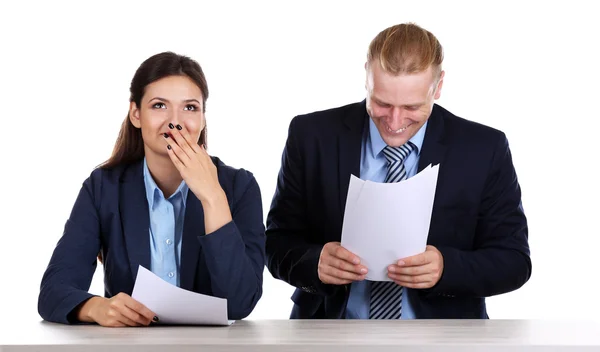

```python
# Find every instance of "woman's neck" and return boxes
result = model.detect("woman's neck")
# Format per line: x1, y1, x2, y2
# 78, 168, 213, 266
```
145, 152, 183, 199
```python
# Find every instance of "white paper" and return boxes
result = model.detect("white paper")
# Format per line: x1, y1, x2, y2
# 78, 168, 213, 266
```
131, 265, 234, 325
343, 172, 367, 218
341, 164, 439, 281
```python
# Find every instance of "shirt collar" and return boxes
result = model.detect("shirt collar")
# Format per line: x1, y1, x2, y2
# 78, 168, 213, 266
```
143, 157, 189, 209
368, 118, 428, 159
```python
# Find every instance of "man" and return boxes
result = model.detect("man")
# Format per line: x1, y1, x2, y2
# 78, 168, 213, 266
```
265, 23, 531, 319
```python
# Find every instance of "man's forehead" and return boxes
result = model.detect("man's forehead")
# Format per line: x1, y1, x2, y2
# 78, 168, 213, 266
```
369, 78, 434, 105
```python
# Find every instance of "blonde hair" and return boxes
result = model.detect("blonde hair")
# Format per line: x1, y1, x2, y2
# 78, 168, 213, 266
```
367, 23, 443, 77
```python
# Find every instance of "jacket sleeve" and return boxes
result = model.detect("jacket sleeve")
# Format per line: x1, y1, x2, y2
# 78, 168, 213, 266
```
265, 117, 338, 296
428, 133, 532, 298
38, 174, 102, 324
198, 171, 266, 320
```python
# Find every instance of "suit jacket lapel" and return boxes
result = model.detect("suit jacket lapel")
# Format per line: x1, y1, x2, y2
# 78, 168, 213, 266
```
120, 161, 151, 281
179, 192, 204, 291
338, 101, 367, 214
418, 104, 447, 172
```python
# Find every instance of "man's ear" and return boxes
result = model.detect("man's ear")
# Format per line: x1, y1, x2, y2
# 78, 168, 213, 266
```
129, 101, 141, 128
434, 70, 445, 100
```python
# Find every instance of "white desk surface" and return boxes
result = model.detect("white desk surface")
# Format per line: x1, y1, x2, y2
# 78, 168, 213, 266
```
2, 319, 600, 351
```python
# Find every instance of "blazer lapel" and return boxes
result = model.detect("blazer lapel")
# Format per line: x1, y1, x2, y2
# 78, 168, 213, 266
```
418, 104, 448, 172
179, 184, 205, 291
338, 101, 368, 213
120, 161, 151, 281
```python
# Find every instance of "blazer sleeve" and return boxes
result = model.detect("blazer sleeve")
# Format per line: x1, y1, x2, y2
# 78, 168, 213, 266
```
429, 133, 532, 297
197, 170, 266, 320
265, 117, 338, 296
38, 173, 102, 324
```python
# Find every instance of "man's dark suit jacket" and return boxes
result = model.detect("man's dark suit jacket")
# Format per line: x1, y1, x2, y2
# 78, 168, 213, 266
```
38, 158, 266, 324
265, 101, 531, 319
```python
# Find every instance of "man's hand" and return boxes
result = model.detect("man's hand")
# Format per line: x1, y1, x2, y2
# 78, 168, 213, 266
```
387, 245, 444, 289
318, 242, 368, 285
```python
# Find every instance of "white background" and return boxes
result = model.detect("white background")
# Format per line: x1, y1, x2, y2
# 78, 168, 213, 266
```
0, 0, 598, 322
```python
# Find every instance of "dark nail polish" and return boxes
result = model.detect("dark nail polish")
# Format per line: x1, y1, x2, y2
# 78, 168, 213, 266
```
167, 145, 172, 150
163, 133, 169, 138
153, 316, 159, 322
168, 123, 174, 129
176, 124, 182, 130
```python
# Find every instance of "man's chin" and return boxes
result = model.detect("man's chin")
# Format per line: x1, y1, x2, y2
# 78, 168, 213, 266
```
382, 137, 410, 148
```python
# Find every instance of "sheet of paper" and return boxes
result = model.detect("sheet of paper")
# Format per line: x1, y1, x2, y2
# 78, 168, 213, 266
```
343, 174, 366, 218
131, 265, 233, 326
341, 164, 439, 281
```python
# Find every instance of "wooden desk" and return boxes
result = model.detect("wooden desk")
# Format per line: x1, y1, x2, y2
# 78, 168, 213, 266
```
2, 319, 600, 351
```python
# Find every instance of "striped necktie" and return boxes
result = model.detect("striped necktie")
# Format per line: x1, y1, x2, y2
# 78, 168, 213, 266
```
369, 142, 414, 319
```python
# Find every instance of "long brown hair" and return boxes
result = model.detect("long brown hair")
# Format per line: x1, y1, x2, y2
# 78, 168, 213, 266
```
101, 52, 209, 169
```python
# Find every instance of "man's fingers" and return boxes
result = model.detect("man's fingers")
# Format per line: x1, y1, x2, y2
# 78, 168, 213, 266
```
330, 244, 360, 265
319, 242, 366, 285
320, 273, 353, 285
388, 273, 432, 284
399, 252, 429, 267
322, 265, 365, 282
330, 257, 368, 275
389, 264, 428, 276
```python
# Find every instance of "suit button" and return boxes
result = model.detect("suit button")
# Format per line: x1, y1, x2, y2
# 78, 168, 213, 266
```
302, 286, 315, 293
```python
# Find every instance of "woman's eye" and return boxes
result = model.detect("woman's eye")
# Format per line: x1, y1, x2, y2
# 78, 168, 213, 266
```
184, 104, 198, 111
153, 102, 166, 109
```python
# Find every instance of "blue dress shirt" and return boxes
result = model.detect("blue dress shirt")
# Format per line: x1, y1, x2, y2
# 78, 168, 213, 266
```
344, 118, 428, 319
143, 158, 189, 287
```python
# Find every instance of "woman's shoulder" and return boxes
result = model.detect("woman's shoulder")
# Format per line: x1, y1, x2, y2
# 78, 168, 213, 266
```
89, 162, 141, 184
80, 161, 142, 199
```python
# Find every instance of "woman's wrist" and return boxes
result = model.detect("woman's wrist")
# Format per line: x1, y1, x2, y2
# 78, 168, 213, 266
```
76, 296, 103, 323
201, 191, 232, 234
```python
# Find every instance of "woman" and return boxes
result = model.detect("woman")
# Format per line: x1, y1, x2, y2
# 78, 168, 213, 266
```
38, 52, 266, 326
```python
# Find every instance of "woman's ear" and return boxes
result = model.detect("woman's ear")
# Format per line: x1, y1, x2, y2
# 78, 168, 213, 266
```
129, 101, 142, 128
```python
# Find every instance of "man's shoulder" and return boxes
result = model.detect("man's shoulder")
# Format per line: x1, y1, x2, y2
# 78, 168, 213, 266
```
295, 101, 363, 120
435, 104, 507, 145
287, 101, 365, 138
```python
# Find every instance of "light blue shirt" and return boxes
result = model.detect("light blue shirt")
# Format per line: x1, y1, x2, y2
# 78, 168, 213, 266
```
143, 158, 189, 287
344, 118, 428, 319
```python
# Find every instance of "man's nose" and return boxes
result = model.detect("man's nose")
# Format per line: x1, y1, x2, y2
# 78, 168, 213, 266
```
388, 107, 408, 128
